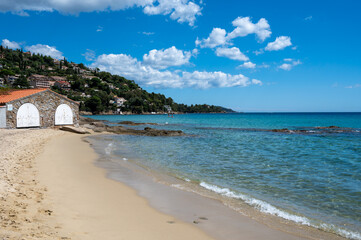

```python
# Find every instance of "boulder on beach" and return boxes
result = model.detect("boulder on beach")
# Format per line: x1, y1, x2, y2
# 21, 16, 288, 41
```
59, 126, 91, 134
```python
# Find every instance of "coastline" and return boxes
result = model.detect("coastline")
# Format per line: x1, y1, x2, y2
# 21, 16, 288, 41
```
0, 128, 351, 239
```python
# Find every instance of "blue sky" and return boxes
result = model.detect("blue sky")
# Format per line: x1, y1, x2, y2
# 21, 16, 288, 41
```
1, 0, 360, 112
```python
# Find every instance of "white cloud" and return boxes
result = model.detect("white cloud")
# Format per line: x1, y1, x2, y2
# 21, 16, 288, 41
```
82, 49, 96, 61
191, 48, 199, 56
143, 0, 202, 26
251, 79, 262, 85
0, 0, 201, 26
215, 47, 248, 61
265, 36, 292, 51
239, 61, 256, 69
196, 28, 228, 48
304, 16, 312, 21
25, 44, 63, 59
90, 52, 262, 89
253, 49, 264, 55
278, 59, 301, 71
1, 39, 21, 49
141, 31, 154, 35
96, 26, 103, 32
227, 17, 271, 42
283, 58, 293, 62
345, 84, 361, 89
196, 16, 272, 49
142, 46, 191, 69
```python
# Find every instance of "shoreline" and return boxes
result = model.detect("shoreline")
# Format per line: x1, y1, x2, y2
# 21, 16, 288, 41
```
0, 129, 352, 239
36, 131, 214, 240
88, 134, 349, 240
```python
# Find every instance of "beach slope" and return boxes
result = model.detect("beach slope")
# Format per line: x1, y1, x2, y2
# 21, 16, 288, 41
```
36, 133, 214, 240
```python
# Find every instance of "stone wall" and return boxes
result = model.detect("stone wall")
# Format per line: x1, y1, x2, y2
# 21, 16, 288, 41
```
6, 90, 79, 128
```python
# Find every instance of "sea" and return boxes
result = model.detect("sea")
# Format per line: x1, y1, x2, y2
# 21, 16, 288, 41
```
86, 113, 361, 239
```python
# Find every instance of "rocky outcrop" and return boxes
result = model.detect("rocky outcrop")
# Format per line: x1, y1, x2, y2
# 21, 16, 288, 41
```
80, 117, 184, 136
105, 125, 184, 136
118, 121, 158, 126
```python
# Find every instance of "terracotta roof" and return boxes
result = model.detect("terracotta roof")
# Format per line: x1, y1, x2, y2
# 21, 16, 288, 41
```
56, 80, 70, 85
0, 89, 47, 105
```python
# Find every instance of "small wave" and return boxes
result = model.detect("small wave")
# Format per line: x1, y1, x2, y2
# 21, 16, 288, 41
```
199, 182, 361, 240
171, 184, 184, 189
122, 157, 128, 161
104, 143, 114, 155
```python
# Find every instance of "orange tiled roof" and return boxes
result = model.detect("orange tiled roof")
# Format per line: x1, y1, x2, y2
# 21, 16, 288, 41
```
0, 89, 47, 105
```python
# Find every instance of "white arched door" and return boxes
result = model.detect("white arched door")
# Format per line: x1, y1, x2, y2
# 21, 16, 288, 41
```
17, 103, 40, 128
55, 104, 73, 125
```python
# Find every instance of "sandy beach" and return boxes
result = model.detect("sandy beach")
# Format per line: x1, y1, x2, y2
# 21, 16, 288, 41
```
0, 129, 346, 239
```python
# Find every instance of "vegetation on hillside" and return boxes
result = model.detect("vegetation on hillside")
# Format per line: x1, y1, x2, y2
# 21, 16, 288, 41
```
0, 46, 235, 114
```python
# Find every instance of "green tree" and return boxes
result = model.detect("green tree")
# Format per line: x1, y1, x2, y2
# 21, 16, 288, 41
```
13, 75, 30, 88
85, 96, 103, 114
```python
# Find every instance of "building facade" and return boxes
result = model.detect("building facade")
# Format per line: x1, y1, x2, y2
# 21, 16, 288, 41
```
29, 75, 55, 88
0, 89, 79, 128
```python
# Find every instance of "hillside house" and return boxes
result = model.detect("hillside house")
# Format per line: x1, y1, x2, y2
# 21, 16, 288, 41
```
0, 89, 79, 128
114, 97, 126, 107
29, 75, 55, 88
54, 80, 71, 90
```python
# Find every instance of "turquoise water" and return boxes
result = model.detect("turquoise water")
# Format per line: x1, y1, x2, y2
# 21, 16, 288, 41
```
88, 113, 361, 239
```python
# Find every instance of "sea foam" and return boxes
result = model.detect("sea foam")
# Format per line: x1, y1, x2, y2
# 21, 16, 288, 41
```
199, 182, 361, 240
104, 142, 114, 155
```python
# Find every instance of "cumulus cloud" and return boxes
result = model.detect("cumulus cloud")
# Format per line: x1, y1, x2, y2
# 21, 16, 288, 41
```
90, 52, 262, 89
143, 0, 202, 26
215, 47, 248, 61
142, 46, 191, 69
25, 44, 64, 59
1, 39, 21, 49
196, 16, 272, 49
239, 61, 256, 69
265, 36, 292, 51
227, 17, 271, 42
195, 28, 228, 48
0, 0, 201, 26
278, 59, 301, 70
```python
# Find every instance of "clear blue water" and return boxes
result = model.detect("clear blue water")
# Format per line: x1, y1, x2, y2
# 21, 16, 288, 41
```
88, 113, 361, 239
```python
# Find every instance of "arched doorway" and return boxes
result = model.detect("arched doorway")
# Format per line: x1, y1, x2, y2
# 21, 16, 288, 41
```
16, 103, 40, 128
55, 104, 73, 125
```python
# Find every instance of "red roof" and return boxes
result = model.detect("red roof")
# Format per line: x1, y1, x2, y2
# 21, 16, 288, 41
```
56, 80, 70, 85
0, 89, 47, 105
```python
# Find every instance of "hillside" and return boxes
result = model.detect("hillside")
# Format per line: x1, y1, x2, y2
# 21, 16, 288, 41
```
0, 47, 235, 114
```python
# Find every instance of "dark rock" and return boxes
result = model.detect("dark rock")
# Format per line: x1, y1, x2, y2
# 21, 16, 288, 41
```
118, 121, 158, 126
271, 128, 291, 133
315, 126, 340, 129
93, 127, 105, 133
90, 121, 106, 128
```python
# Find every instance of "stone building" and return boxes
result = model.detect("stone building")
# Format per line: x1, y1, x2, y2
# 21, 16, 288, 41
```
0, 89, 79, 128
